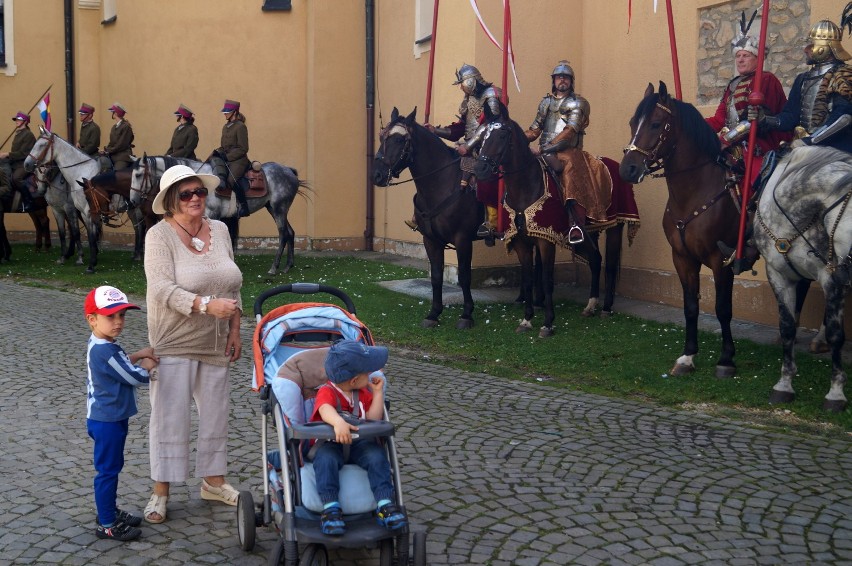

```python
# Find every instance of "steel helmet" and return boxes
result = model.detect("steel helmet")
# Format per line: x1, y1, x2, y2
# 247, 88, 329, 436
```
551, 60, 574, 79
453, 64, 483, 94
807, 19, 852, 62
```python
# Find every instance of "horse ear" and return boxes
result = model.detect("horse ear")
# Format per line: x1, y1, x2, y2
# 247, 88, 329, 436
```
391, 107, 399, 122
39, 125, 47, 135
77, 179, 86, 187
644, 83, 654, 99
405, 108, 417, 124
658, 81, 669, 102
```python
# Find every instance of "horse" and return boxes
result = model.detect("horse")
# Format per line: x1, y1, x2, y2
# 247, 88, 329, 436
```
753, 144, 852, 412
0, 191, 52, 263
372, 107, 481, 329
23, 127, 103, 273
472, 102, 636, 337
131, 155, 307, 276
81, 169, 154, 261
35, 166, 85, 266
619, 82, 741, 378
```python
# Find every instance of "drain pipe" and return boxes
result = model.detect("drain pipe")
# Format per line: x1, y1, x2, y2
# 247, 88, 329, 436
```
364, 0, 375, 251
64, 0, 76, 142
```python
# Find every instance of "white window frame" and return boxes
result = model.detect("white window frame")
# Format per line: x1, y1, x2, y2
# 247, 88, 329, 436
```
2, 0, 15, 76
413, 0, 434, 60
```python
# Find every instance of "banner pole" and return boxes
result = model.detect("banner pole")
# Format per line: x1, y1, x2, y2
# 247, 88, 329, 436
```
0, 84, 52, 151
665, 0, 682, 99
424, 0, 440, 124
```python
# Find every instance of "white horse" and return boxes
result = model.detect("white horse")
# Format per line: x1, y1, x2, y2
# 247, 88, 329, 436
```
131, 155, 308, 275
35, 166, 85, 266
24, 127, 102, 273
754, 144, 852, 413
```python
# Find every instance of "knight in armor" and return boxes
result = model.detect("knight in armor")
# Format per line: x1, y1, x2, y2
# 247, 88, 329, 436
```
0, 112, 37, 211
216, 99, 250, 217
76, 103, 101, 158
708, 12, 790, 272
728, 4, 852, 273
100, 103, 135, 170
166, 104, 199, 160
407, 64, 504, 245
524, 61, 611, 245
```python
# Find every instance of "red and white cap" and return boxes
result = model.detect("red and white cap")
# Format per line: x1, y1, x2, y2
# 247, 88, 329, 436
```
84, 286, 140, 316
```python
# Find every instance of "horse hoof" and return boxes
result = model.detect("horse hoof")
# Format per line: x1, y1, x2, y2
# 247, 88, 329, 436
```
822, 398, 848, 413
539, 327, 554, 338
266, 269, 278, 276
768, 390, 795, 405
599, 310, 613, 318
580, 308, 596, 318
421, 319, 439, 329
515, 325, 531, 334
670, 363, 694, 376
715, 365, 736, 378
85, 268, 96, 274
809, 341, 830, 354
455, 318, 474, 330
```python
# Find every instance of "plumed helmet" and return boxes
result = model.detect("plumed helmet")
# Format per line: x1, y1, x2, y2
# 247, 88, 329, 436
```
731, 10, 765, 58
807, 19, 852, 63
453, 63, 483, 94
551, 60, 574, 79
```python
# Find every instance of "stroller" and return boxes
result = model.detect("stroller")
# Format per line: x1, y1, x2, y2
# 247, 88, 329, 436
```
236, 283, 426, 566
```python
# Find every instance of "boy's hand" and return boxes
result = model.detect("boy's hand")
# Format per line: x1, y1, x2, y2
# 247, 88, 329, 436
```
134, 346, 159, 364
367, 372, 385, 393
138, 358, 157, 372
333, 420, 358, 444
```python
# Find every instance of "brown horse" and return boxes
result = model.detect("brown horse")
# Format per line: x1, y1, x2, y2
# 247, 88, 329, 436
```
473, 101, 636, 337
619, 82, 738, 378
0, 182, 52, 263
81, 169, 159, 261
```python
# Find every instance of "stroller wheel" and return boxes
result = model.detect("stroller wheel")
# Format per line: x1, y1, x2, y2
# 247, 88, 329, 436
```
379, 538, 393, 566
299, 543, 328, 566
236, 491, 256, 551
412, 531, 427, 566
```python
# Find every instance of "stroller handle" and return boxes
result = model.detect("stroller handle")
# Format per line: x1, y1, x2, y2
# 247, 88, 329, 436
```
253, 283, 358, 318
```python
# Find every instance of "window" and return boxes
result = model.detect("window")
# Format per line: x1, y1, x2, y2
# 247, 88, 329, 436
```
0, 1, 5, 68
262, 0, 292, 11
414, 0, 435, 59
1, 0, 13, 75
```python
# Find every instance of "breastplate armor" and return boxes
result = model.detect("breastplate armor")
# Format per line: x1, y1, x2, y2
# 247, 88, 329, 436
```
461, 86, 501, 140
725, 76, 745, 129
540, 96, 569, 146
800, 63, 835, 131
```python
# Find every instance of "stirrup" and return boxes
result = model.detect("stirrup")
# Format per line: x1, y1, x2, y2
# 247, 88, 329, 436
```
404, 219, 419, 232
568, 225, 584, 245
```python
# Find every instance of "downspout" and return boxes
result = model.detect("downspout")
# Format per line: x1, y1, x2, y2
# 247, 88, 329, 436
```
64, 0, 75, 142
364, 0, 375, 251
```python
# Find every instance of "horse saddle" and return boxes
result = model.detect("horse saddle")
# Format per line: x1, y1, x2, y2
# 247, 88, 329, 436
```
215, 162, 268, 199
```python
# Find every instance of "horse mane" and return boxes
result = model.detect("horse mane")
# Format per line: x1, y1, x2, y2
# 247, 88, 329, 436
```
633, 93, 721, 158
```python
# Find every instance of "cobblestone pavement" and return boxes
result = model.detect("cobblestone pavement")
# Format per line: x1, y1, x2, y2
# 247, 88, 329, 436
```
0, 280, 850, 565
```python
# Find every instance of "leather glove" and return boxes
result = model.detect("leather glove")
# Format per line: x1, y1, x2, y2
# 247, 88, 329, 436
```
746, 105, 764, 122
758, 114, 780, 132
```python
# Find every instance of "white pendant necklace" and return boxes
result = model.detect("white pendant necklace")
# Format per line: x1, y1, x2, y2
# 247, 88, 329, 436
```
174, 219, 205, 251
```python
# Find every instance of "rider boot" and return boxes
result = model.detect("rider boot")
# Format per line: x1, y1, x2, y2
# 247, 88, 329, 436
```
564, 199, 584, 245
717, 234, 759, 275
15, 176, 35, 212
233, 177, 251, 218
476, 205, 502, 247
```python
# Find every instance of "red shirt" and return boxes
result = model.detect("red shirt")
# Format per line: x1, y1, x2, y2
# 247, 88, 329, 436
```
309, 383, 374, 422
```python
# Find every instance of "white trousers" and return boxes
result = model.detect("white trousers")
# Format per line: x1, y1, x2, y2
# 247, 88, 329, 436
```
149, 357, 230, 482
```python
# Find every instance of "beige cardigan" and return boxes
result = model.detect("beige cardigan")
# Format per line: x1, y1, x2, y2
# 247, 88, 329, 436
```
144, 218, 243, 366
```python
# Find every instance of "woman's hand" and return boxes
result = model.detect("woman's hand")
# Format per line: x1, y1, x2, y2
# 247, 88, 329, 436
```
225, 331, 241, 362
209, 297, 238, 320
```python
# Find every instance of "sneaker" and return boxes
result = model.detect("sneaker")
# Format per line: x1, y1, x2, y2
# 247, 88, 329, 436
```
320, 504, 346, 536
376, 502, 408, 531
116, 509, 142, 527
95, 519, 142, 541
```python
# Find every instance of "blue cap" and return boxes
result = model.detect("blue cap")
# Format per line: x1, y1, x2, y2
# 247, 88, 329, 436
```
324, 340, 389, 383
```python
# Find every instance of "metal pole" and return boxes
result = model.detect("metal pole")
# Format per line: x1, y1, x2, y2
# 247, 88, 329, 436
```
497, 0, 511, 232
665, 0, 682, 99
424, 0, 439, 124
364, 0, 376, 251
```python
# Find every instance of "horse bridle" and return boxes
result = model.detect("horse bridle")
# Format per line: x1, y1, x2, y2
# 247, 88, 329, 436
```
375, 124, 413, 185
477, 122, 511, 177
622, 102, 673, 181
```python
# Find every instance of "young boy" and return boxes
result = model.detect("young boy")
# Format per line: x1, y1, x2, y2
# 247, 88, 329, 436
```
84, 286, 158, 541
311, 340, 408, 536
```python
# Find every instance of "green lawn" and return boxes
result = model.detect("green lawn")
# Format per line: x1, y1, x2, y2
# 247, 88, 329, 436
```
3, 243, 850, 435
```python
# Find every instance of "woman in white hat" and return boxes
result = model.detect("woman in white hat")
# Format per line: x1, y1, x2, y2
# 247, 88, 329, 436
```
143, 165, 244, 524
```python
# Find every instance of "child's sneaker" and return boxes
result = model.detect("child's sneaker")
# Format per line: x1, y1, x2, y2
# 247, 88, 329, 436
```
320, 503, 346, 536
376, 502, 408, 531
96, 519, 142, 541
116, 509, 142, 527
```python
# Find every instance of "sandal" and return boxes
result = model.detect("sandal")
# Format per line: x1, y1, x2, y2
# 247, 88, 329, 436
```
200, 479, 239, 506
144, 493, 168, 524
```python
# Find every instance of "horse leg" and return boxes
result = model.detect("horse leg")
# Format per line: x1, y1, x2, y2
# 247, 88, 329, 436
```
711, 263, 736, 377
538, 241, 556, 338
29, 211, 43, 252
601, 224, 624, 316
72, 213, 84, 266
581, 233, 602, 317
821, 282, 848, 412
514, 241, 536, 333
768, 271, 801, 405
131, 209, 144, 261
268, 208, 294, 276
790, 279, 829, 353
0, 212, 9, 262
533, 246, 544, 308
671, 253, 702, 375
454, 239, 475, 329
422, 237, 445, 328
85, 218, 100, 274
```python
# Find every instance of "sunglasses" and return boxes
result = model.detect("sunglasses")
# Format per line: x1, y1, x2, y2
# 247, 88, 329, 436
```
178, 187, 209, 201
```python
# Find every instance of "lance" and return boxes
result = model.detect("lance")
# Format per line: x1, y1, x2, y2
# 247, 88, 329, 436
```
0, 84, 52, 151
665, 0, 683, 99
424, 0, 440, 124
733, 0, 771, 273
498, 0, 511, 233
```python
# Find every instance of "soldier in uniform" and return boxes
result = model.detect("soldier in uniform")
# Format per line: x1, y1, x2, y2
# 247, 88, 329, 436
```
166, 104, 199, 160
728, 5, 852, 273
217, 99, 250, 217
101, 103, 135, 170
0, 112, 37, 211
524, 61, 611, 244
405, 64, 503, 245
76, 103, 101, 157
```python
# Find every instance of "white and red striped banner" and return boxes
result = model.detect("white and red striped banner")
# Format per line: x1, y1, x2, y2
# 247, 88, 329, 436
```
469, 0, 521, 92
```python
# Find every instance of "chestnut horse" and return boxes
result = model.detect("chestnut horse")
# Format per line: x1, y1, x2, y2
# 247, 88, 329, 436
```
619, 82, 738, 378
